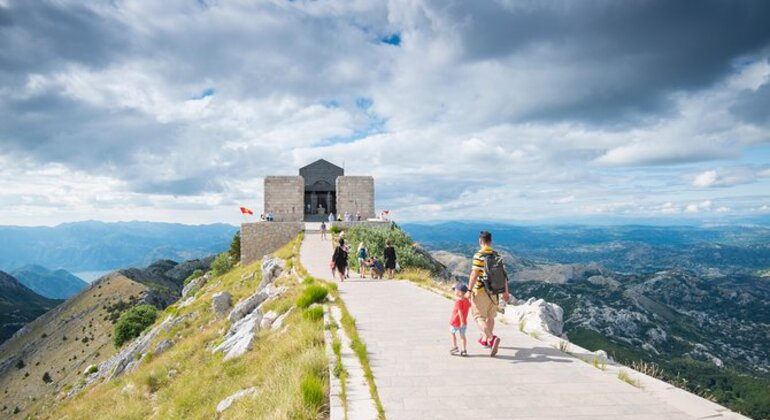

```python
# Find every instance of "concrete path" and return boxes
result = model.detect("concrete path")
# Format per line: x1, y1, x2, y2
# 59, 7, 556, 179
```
299, 230, 710, 420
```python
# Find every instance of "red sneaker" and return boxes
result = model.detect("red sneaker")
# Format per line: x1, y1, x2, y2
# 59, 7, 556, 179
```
477, 337, 489, 347
490, 336, 501, 357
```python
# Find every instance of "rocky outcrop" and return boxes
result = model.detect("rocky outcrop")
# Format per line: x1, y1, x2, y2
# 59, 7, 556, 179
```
215, 310, 263, 360
154, 339, 174, 356
216, 387, 259, 413
182, 272, 211, 298
258, 256, 284, 291
260, 311, 279, 329
228, 291, 269, 323
212, 292, 232, 318
271, 307, 293, 330
504, 298, 564, 337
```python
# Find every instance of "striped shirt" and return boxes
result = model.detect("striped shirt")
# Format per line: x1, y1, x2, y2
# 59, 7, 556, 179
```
471, 245, 494, 292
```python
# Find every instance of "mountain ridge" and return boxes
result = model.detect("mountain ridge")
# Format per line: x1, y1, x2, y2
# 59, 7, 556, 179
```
10, 265, 88, 299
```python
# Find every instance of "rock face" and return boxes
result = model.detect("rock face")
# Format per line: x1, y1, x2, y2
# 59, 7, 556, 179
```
182, 272, 211, 298
215, 310, 263, 360
212, 292, 232, 318
216, 387, 259, 413
154, 339, 174, 356
504, 298, 564, 337
260, 311, 278, 329
271, 307, 293, 330
228, 291, 268, 323
259, 256, 284, 291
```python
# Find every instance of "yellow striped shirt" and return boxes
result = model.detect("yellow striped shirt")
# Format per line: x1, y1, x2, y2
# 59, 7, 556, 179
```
471, 245, 494, 291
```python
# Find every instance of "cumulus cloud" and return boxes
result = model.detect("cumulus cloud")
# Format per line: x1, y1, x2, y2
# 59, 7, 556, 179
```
0, 0, 770, 224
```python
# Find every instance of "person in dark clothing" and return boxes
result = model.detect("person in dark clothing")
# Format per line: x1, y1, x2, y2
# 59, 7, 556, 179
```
332, 238, 349, 282
383, 240, 397, 279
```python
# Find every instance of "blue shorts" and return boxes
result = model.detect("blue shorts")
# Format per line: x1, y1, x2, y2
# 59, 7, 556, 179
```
450, 325, 467, 335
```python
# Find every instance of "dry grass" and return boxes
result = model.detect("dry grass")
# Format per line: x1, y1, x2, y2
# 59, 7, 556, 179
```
51, 235, 329, 420
617, 369, 642, 388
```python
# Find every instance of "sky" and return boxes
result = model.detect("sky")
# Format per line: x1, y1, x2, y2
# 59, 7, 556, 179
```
1, 0, 770, 226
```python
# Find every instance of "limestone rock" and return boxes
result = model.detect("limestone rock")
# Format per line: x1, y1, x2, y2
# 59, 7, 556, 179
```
182, 272, 211, 298
271, 307, 294, 330
216, 387, 258, 413
260, 310, 279, 329
258, 256, 284, 291
215, 310, 263, 360
504, 298, 564, 337
212, 292, 232, 318
228, 291, 268, 323
154, 339, 174, 356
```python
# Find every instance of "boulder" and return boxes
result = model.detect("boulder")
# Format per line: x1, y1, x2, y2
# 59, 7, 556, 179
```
182, 273, 211, 298
271, 307, 294, 330
216, 387, 259, 413
228, 291, 268, 323
258, 256, 284, 291
212, 292, 232, 318
260, 311, 279, 329
215, 310, 263, 360
154, 339, 174, 356
504, 298, 564, 337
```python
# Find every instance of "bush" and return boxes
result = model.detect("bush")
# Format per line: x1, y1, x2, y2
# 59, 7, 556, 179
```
344, 224, 436, 273
183, 269, 204, 286
211, 252, 234, 277
300, 374, 325, 412
42, 372, 52, 384
296, 285, 328, 309
303, 306, 324, 321
329, 225, 342, 234
113, 304, 158, 347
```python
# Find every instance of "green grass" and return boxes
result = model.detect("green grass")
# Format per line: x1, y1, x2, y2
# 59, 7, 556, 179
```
297, 285, 329, 309
303, 306, 324, 322
300, 374, 325, 414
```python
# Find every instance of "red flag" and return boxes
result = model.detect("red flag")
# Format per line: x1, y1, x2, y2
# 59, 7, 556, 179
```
239, 206, 254, 215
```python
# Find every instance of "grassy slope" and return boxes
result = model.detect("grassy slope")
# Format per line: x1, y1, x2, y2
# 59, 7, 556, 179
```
0, 273, 148, 417
46, 236, 329, 420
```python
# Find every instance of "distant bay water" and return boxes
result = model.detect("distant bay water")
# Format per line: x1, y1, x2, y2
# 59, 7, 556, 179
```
73, 270, 114, 283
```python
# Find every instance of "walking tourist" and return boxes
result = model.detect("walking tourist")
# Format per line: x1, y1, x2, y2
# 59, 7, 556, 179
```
320, 221, 327, 240
357, 242, 368, 278
466, 231, 510, 357
332, 238, 349, 282
449, 283, 470, 357
328, 212, 335, 223
383, 240, 397, 279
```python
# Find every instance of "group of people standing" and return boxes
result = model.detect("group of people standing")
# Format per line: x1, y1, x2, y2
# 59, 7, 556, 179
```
330, 235, 397, 282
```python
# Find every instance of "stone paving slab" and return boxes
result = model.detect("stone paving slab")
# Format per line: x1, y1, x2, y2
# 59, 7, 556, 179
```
299, 230, 730, 420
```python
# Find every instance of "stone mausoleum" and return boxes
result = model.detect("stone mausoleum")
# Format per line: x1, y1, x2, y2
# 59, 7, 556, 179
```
240, 159, 380, 265
264, 159, 375, 222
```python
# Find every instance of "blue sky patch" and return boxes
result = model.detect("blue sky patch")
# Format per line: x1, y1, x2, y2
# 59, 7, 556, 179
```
380, 33, 401, 46
192, 87, 216, 100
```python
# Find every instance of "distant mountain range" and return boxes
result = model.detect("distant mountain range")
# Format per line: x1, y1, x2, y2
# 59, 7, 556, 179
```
0, 221, 238, 273
0, 271, 61, 343
10, 265, 88, 299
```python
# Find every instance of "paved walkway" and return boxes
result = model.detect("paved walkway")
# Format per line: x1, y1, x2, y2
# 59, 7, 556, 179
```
299, 230, 709, 420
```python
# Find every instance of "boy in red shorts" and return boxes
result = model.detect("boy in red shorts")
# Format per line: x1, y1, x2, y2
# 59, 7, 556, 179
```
449, 283, 471, 356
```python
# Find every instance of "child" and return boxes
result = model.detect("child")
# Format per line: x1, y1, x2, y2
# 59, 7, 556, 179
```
449, 283, 471, 356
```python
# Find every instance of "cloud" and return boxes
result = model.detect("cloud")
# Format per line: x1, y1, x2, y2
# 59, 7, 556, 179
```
0, 0, 770, 225
691, 167, 757, 188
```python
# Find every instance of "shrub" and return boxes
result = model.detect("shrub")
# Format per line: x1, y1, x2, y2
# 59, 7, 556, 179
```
85, 365, 98, 375
296, 285, 328, 309
229, 230, 241, 262
344, 224, 435, 272
42, 372, 52, 384
113, 304, 158, 347
303, 306, 324, 321
302, 276, 315, 285
300, 374, 325, 412
183, 269, 204, 286
329, 225, 342, 234
15, 359, 24, 370
211, 252, 234, 277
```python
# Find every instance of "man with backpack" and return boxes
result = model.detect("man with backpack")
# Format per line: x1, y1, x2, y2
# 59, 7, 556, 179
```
466, 230, 510, 357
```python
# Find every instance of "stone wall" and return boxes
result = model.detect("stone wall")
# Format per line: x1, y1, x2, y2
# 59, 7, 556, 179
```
264, 176, 304, 222
240, 222, 304, 266
336, 176, 375, 219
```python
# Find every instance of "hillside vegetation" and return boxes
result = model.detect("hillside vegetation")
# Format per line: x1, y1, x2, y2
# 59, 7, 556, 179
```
0, 271, 61, 343
40, 236, 328, 419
